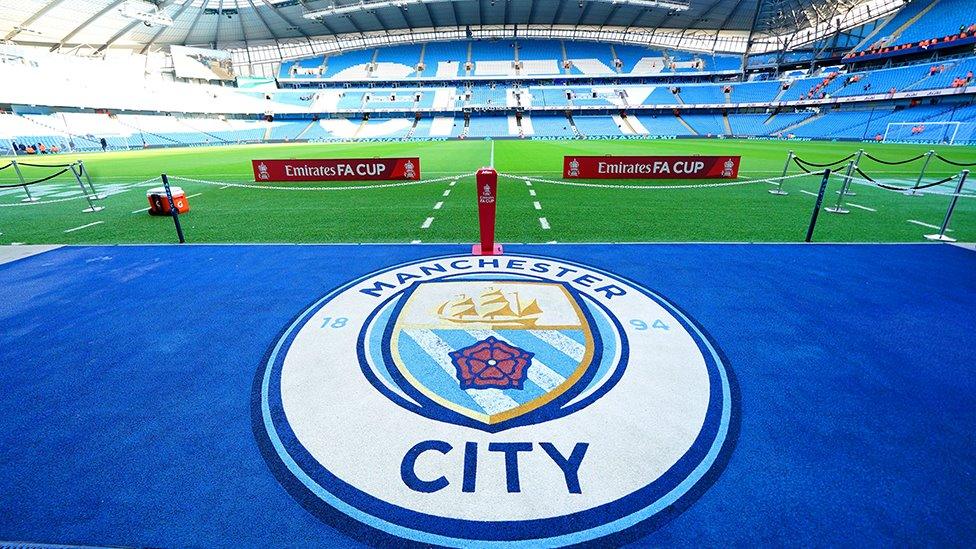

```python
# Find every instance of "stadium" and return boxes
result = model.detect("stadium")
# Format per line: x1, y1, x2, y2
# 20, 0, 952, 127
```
0, 0, 974, 546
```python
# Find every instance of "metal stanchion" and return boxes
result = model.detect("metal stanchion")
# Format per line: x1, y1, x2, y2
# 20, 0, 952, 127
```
838, 149, 862, 197
825, 161, 853, 214
71, 163, 104, 213
769, 149, 792, 195
909, 150, 935, 196
805, 169, 832, 243
924, 170, 968, 242
11, 160, 37, 203
160, 173, 185, 244
77, 160, 101, 199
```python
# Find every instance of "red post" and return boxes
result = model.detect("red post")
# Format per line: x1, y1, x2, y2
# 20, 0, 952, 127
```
473, 167, 503, 255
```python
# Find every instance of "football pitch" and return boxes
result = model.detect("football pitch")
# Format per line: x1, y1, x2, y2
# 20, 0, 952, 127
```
1, 138, 974, 244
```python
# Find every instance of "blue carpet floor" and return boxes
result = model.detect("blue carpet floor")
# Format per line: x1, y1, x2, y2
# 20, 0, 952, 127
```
0, 243, 973, 547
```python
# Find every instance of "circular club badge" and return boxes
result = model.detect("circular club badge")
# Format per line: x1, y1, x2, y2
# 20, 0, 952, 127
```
256, 254, 735, 546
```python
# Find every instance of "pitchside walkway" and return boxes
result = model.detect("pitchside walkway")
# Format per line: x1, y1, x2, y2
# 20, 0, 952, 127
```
0, 243, 973, 546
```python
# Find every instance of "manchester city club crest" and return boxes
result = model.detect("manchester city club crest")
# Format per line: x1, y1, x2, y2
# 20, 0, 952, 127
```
255, 254, 736, 546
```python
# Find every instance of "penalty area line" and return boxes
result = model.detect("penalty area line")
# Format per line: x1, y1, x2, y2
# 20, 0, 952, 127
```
907, 219, 951, 231
64, 221, 104, 233
421, 217, 434, 229
847, 202, 876, 212
539, 217, 550, 230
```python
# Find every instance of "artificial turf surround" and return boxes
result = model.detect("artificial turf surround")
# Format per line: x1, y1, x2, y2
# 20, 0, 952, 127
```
0, 138, 974, 244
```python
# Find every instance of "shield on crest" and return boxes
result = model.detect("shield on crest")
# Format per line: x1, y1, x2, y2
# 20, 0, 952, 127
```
387, 279, 596, 429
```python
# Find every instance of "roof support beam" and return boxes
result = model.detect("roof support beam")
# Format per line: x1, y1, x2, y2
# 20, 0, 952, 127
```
182, 3, 208, 46
450, 1, 461, 27
95, 0, 185, 54
278, 0, 322, 38
244, 0, 278, 43
4, 0, 70, 41
50, 0, 127, 52
600, 5, 622, 29
140, 0, 195, 54
551, 0, 567, 26
419, 0, 436, 27
215, 0, 224, 47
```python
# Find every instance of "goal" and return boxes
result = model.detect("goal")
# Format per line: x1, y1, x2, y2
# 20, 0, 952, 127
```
883, 121, 976, 145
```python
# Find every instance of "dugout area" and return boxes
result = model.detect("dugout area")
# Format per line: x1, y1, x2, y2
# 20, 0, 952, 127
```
0, 242, 973, 546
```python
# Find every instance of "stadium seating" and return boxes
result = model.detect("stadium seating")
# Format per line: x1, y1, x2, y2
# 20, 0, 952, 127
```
572, 115, 624, 137
466, 116, 510, 138
2, 36, 976, 149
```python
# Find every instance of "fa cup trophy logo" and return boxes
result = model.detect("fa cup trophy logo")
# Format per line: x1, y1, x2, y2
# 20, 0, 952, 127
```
568, 158, 580, 177
721, 158, 735, 177
403, 160, 416, 179
257, 162, 270, 180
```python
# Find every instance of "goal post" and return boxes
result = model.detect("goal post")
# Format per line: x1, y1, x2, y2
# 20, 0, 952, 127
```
882, 121, 976, 145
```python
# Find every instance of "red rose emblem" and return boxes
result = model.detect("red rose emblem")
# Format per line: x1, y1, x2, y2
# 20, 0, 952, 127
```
449, 336, 534, 390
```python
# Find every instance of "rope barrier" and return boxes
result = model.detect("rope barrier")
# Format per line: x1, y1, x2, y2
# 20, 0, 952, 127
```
167, 172, 471, 191
862, 153, 926, 165
0, 176, 160, 207
934, 154, 976, 167
501, 171, 819, 190
793, 153, 856, 168
792, 157, 816, 174
0, 162, 12, 172
14, 162, 74, 168
854, 167, 876, 182
0, 166, 73, 188
874, 175, 956, 192
843, 173, 975, 199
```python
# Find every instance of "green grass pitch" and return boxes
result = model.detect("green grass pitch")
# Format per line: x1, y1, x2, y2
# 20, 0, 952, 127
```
1, 138, 974, 244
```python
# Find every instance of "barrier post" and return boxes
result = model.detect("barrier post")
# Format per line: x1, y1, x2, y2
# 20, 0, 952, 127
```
910, 150, 935, 196
160, 173, 186, 244
72, 163, 103, 213
924, 170, 968, 242
10, 160, 37, 203
805, 169, 832, 242
78, 160, 100, 199
825, 161, 853, 214
769, 150, 792, 195
839, 149, 863, 197
472, 167, 502, 255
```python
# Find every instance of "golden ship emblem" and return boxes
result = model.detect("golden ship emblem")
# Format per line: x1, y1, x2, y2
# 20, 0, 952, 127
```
436, 287, 543, 328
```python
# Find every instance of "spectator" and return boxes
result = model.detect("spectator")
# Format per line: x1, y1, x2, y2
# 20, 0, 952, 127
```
100, 137, 107, 152
25, 145, 36, 154
10, 140, 18, 155
37, 143, 46, 154
50, 144, 60, 154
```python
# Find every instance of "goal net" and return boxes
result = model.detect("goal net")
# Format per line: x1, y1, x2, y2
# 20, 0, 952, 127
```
883, 121, 976, 145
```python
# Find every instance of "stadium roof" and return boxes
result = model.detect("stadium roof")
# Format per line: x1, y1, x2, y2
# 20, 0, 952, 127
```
0, 0, 897, 53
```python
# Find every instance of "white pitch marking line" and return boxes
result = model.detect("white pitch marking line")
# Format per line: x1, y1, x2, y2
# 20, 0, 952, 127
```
449, 181, 457, 187
533, 201, 542, 210
443, 189, 451, 197
411, 240, 422, 244
489, 140, 495, 167
219, 185, 231, 190
529, 189, 536, 196
131, 206, 150, 214
433, 201, 443, 210
526, 181, 532, 187
539, 217, 550, 230
186, 193, 203, 198
799, 190, 819, 197
907, 219, 951, 231
421, 217, 434, 229
64, 221, 104, 233
847, 202, 876, 212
